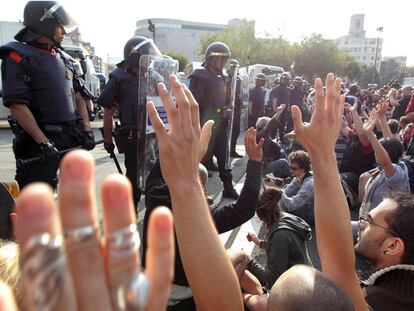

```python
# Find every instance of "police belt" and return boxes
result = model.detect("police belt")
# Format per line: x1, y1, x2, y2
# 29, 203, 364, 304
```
39, 121, 79, 134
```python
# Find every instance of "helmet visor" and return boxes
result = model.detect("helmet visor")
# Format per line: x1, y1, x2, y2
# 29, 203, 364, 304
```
40, 3, 77, 33
130, 39, 162, 58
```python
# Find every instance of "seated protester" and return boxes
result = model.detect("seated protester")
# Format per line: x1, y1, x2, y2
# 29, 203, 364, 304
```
279, 151, 315, 225
142, 128, 264, 310
256, 105, 290, 179
387, 119, 401, 140
358, 110, 410, 216
232, 187, 312, 296
340, 98, 376, 194
401, 123, 414, 151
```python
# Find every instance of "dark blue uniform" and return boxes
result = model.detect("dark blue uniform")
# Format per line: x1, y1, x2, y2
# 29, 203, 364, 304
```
248, 86, 265, 128
0, 41, 86, 189
270, 84, 291, 143
189, 68, 233, 186
97, 66, 142, 207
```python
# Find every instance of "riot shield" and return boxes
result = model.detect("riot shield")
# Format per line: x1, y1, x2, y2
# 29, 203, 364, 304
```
225, 65, 239, 170
137, 55, 178, 190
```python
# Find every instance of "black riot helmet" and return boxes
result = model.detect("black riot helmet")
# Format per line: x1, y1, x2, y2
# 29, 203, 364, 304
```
202, 41, 231, 70
279, 72, 291, 86
292, 76, 303, 87
15, 1, 77, 43
229, 59, 239, 67
123, 36, 162, 68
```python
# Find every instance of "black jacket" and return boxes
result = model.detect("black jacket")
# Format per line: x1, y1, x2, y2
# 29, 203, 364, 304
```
247, 212, 313, 289
142, 159, 262, 286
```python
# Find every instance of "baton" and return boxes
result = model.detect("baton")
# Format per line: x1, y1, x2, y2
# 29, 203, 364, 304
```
16, 139, 104, 167
109, 150, 123, 174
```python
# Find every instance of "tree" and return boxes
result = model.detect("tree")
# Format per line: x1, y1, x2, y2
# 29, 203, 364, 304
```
163, 51, 190, 72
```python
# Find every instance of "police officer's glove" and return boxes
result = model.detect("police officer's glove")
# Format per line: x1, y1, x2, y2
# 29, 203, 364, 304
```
104, 142, 115, 154
83, 131, 96, 151
39, 140, 59, 160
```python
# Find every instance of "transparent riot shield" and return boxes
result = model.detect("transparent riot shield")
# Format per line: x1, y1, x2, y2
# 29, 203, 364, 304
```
225, 65, 239, 170
137, 55, 179, 190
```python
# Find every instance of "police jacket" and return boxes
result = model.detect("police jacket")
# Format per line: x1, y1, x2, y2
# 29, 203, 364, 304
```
142, 159, 262, 286
97, 66, 139, 129
189, 68, 226, 123
0, 41, 83, 124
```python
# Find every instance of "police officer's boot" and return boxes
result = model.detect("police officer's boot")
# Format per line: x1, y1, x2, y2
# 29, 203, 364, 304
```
222, 180, 239, 200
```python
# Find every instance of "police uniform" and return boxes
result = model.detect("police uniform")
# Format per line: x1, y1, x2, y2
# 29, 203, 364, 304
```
97, 65, 142, 207
248, 84, 266, 128
189, 68, 237, 197
0, 41, 90, 189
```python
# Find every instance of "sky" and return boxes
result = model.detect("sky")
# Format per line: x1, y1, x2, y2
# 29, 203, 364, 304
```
1, 0, 414, 65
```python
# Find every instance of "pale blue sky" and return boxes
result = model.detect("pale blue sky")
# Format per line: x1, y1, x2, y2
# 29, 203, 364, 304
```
1, 0, 413, 65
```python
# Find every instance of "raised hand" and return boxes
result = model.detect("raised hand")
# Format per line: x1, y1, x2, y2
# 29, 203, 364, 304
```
244, 128, 264, 162
146, 75, 213, 187
291, 73, 344, 157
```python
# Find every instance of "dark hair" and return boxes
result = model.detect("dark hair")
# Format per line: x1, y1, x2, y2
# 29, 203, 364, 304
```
384, 191, 414, 264
387, 119, 399, 135
288, 150, 311, 172
256, 187, 282, 228
379, 137, 403, 163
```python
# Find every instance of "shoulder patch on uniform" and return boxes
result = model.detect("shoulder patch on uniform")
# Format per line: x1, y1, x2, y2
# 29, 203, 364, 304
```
9, 51, 22, 63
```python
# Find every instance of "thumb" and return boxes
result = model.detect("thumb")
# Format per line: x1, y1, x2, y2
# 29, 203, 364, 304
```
291, 106, 304, 136
200, 120, 214, 147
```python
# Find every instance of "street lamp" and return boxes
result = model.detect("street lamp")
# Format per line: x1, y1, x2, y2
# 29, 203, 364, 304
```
373, 26, 383, 75
148, 19, 155, 42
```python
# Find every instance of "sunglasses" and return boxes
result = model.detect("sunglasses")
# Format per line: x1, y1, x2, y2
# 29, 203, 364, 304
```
358, 214, 400, 238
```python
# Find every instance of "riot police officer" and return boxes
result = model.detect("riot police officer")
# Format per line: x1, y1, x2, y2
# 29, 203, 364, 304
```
226, 59, 243, 158
189, 41, 239, 199
270, 72, 291, 144
248, 73, 266, 128
98, 36, 162, 209
0, 1, 95, 190
290, 76, 305, 119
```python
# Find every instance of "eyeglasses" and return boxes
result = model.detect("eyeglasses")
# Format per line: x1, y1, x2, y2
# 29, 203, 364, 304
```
358, 214, 400, 238
289, 166, 300, 171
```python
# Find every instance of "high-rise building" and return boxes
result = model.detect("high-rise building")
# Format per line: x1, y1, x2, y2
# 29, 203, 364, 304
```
335, 14, 383, 71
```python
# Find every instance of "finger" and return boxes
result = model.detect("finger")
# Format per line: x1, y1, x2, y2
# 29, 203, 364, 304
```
244, 128, 252, 153
291, 105, 304, 137
183, 84, 201, 132
313, 78, 324, 116
146, 207, 174, 311
157, 81, 179, 133
147, 101, 167, 140
169, 75, 191, 137
59, 150, 111, 310
101, 175, 145, 309
325, 73, 335, 117
200, 120, 214, 161
334, 78, 343, 120
15, 183, 76, 310
0, 282, 17, 311
257, 137, 265, 149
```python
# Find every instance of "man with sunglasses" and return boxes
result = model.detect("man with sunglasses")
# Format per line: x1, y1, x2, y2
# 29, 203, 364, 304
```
290, 74, 414, 311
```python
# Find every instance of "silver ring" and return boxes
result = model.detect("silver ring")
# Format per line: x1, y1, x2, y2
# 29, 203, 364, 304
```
107, 224, 140, 258
115, 271, 151, 311
20, 233, 66, 311
64, 225, 97, 243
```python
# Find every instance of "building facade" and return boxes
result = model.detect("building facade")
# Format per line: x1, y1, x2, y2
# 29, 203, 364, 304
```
134, 18, 227, 61
335, 14, 383, 71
